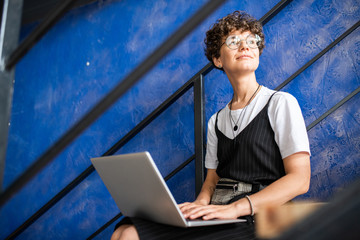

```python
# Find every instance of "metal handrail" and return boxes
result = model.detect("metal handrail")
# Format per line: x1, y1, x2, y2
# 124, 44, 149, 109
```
307, 87, 360, 131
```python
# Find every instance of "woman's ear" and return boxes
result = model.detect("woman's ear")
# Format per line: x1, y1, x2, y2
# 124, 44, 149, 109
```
213, 57, 222, 68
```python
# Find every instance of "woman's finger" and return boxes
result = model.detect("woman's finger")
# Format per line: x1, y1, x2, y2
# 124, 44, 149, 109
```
187, 205, 217, 219
178, 202, 191, 209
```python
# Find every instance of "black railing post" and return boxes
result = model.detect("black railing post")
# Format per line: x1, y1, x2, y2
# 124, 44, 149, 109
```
0, 0, 23, 191
194, 74, 206, 195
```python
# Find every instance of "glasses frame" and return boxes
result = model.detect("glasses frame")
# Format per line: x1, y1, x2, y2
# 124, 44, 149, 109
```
222, 34, 261, 50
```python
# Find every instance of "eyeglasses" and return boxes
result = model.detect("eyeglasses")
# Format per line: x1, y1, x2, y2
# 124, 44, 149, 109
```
222, 34, 261, 50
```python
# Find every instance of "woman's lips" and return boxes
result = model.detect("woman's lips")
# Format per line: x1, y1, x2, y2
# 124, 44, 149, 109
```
236, 54, 252, 59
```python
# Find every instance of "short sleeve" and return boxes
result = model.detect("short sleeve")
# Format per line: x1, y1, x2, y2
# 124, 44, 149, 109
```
268, 92, 311, 159
205, 113, 219, 169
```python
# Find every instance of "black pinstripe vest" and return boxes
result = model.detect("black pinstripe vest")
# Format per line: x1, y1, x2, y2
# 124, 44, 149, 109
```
215, 93, 285, 186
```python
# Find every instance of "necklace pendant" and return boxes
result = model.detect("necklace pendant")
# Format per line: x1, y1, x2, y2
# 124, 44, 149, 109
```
233, 125, 238, 131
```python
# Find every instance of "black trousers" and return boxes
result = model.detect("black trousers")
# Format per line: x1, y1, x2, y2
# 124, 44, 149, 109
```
116, 216, 256, 240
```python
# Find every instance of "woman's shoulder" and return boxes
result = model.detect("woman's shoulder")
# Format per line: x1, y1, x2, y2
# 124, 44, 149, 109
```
261, 86, 299, 106
260, 87, 302, 119
208, 106, 226, 123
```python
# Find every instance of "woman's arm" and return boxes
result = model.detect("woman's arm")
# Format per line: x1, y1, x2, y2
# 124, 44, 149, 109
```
195, 169, 220, 204
234, 151, 310, 214
182, 152, 310, 220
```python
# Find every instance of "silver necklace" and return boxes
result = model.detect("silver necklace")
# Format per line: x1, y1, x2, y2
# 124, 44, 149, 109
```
229, 84, 261, 132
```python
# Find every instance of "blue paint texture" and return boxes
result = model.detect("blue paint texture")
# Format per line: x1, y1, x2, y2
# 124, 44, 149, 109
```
303, 94, 360, 201
1, 0, 359, 238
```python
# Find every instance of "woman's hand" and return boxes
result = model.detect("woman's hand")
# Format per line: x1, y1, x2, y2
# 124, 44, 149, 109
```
179, 202, 241, 220
178, 200, 208, 218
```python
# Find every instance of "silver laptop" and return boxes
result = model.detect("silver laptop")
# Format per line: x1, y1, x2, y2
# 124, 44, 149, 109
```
91, 151, 245, 227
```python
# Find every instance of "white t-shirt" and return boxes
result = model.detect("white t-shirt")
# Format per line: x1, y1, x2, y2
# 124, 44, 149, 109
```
205, 86, 311, 169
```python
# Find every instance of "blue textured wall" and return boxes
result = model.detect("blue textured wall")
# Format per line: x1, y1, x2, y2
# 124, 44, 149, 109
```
1, 0, 359, 239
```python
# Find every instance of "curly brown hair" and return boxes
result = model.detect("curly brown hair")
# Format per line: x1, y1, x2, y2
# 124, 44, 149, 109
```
204, 11, 265, 70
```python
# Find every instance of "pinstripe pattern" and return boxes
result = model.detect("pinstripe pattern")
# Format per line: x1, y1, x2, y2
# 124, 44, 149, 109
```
215, 93, 285, 185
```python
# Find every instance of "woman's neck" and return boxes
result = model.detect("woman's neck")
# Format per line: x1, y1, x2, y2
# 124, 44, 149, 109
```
228, 72, 260, 109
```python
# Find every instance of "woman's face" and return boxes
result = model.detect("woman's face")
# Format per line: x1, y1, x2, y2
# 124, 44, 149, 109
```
213, 30, 260, 75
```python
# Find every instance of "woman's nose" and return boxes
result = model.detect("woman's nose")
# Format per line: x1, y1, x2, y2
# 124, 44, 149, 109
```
238, 40, 249, 51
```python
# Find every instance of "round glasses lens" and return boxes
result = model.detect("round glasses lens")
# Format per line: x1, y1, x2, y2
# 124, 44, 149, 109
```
225, 35, 240, 50
246, 34, 259, 48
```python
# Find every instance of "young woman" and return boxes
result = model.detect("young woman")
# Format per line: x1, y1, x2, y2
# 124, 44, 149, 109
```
111, 11, 311, 240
